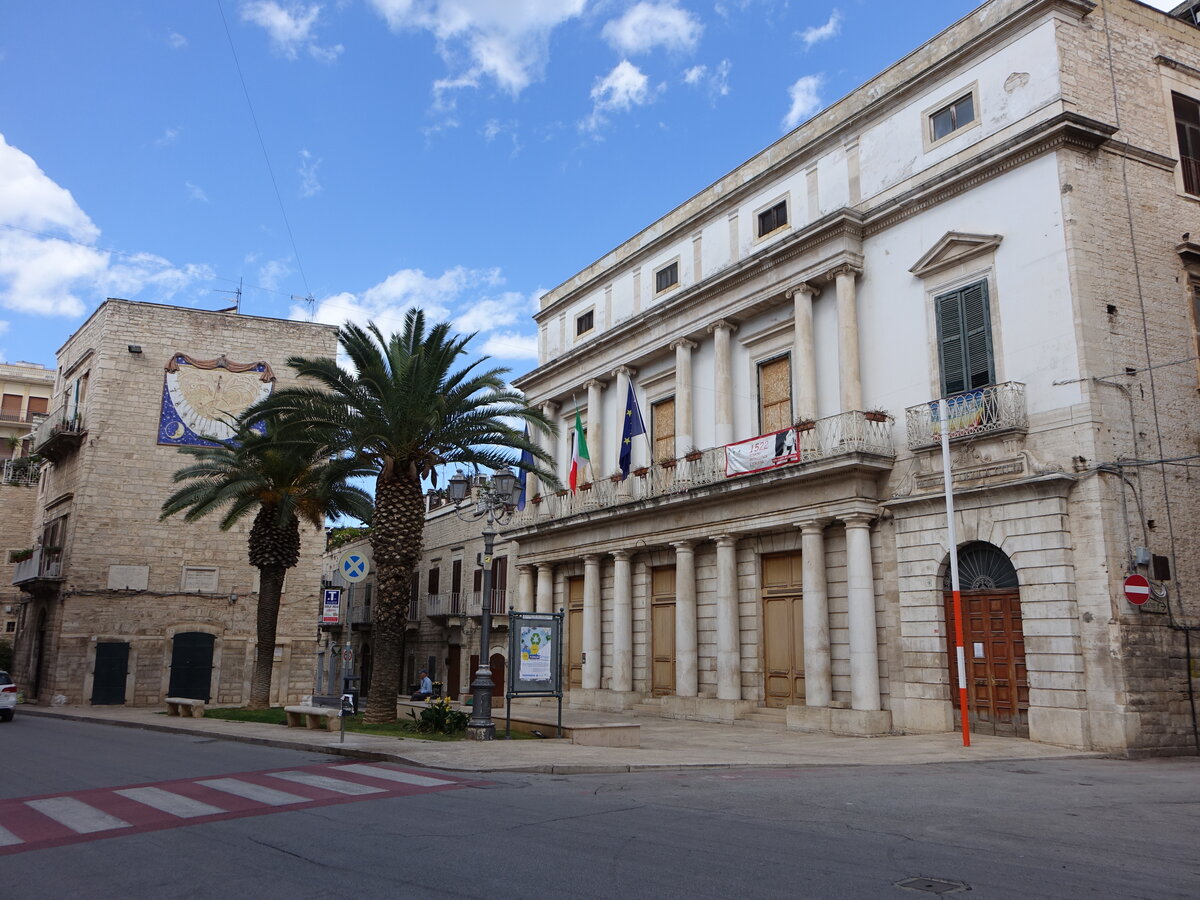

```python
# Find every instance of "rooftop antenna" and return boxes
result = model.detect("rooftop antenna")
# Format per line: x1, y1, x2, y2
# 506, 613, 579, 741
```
214, 278, 242, 314
292, 293, 316, 321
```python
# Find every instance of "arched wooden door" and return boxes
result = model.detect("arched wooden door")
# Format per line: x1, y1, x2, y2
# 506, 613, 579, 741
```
943, 543, 1028, 737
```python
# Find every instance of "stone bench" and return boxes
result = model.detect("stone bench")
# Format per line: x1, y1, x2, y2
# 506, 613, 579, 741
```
566, 722, 639, 748
284, 705, 340, 733
165, 697, 206, 718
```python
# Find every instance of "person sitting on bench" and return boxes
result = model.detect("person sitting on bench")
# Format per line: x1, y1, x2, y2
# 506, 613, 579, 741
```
411, 669, 433, 701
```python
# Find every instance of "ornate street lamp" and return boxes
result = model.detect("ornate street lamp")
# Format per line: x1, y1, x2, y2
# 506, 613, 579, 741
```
446, 467, 521, 740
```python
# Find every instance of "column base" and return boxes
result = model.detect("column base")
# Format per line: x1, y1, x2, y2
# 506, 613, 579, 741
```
659, 696, 756, 724
787, 705, 893, 736
567, 689, 643, 711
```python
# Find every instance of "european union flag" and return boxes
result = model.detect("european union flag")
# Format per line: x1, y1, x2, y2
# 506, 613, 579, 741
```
618, 381, 646, 479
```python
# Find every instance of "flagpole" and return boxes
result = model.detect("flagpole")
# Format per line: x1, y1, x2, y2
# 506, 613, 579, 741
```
940, 397, 970, 748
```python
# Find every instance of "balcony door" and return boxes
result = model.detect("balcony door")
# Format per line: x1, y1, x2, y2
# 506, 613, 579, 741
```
650, 567, 676, 697
567, 577, 584, 689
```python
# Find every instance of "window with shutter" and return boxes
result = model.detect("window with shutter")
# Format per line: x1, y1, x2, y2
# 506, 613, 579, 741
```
652, 397, 676, 462
1173, 92, 1200, 196
935, 280, 995, 397
758, 355, 792, 433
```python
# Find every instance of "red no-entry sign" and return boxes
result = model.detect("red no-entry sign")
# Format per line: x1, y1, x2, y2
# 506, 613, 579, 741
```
1124, 574, 1151, 605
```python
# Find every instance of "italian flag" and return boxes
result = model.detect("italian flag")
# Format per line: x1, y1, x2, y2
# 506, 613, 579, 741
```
569, 408, 590, 492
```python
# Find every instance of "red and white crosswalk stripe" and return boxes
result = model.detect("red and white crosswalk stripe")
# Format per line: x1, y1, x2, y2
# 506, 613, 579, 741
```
0, 762, 472, 856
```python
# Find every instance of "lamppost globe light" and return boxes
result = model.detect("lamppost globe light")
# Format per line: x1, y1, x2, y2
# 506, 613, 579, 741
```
492, 467, 518, 505
447, 470, 470, 503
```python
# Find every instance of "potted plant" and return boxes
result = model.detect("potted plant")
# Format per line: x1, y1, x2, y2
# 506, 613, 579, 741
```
683, 447, 703, 462
794, 417, 817, 433
633, 466, 649, 478
609, 470, 623, 483
530, 493, 543, 505
863, 409, 890, 423
555, 489, 569, 498
9, 549, 33, 563
659, 456, 677, 469
579, 481, 593, 492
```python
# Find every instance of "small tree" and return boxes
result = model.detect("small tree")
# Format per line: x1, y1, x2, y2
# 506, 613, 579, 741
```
161, 417, 372, 708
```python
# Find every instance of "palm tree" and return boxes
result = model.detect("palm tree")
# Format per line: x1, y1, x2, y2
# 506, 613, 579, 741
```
246, 310, 557, 723
161, 418, 373, 709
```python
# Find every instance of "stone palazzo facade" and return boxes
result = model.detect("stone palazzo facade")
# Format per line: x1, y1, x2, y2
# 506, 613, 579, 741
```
475, 0, 1200, 754
11, 300, 337, 708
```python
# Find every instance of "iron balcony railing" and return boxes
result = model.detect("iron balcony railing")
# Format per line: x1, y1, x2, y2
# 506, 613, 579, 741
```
461, 589, 507, 617
424, 591, 464, 617
904, 382, 1027, 450
514, 409, 895, 526
31, 403, 85, 455
2, 458, 39, 486
0, 410, 47, 424
12, 548, 64, 586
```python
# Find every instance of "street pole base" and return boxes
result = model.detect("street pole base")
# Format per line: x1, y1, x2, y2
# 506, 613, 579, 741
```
466, 722, 495, 741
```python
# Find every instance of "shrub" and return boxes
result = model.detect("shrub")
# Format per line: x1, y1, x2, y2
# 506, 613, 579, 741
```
408, 696, 470, 735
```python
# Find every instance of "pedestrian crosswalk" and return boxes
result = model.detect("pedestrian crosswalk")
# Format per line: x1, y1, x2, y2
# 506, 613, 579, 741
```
0, 762, 469, 856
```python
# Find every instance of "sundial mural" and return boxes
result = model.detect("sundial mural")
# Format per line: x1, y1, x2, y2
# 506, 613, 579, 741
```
158, 353, 276, 447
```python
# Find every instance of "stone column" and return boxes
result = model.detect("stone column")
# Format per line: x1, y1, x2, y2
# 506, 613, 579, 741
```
516, 564, 535, 615
788, 283, 819, 422
611, 550, 633, 693
536, 563, 554, 614
708, 320, 737, 446
537, 400, 558, 508
844, 514, 880, 711
582, 554, 602, 690
799, 521, 831, 707
714, 534, 741, 701
672, 541, 698, 698
831, 265, 863, 413
586, 379, 605, 479
671, 338, 697, 456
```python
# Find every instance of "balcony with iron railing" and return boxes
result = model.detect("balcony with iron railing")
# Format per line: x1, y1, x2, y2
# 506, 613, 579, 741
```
2, 458, 40, 486
424, 591, 464, 618
0, 409, 47, 425
512, 409, 896, 528
12, 548, 65, 592
904, 382, 1027, 450
32, 403, 86, 464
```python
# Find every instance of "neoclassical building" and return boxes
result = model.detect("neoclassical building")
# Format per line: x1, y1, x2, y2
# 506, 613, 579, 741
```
488, 0, 1200, 754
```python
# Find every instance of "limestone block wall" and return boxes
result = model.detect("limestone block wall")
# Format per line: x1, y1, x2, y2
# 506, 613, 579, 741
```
0, 480, 38, 633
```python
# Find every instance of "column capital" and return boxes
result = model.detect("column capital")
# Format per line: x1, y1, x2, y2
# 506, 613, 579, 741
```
612, 549, 632, 562
585, 378, 607, 392
841, 512, 874, 529
707, 318, 739, 335
786, 281, 821, 299
713, 534, 739, 549
536, 562, 554, 573
795, 518, 830, 534
540, 400, 559, 415
826, 263, 863, 283
611, 365, 637, 379
515, 563, 534, 573
583, 553, 601, 564
670, 539, 694, 552
670, 337, 698, 352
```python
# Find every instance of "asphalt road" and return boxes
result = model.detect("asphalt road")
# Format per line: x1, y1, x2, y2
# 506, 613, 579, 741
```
1, 717, 1197, 899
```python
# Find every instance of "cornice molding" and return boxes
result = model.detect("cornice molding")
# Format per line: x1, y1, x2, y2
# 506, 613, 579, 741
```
909, 232, 1004, 278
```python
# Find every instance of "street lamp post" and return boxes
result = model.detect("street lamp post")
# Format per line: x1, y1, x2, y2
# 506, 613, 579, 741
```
447, 467, 521, 741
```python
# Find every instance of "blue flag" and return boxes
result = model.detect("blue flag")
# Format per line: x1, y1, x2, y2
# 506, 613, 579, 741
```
619, 381, 646, 479
517, 426, 533, 510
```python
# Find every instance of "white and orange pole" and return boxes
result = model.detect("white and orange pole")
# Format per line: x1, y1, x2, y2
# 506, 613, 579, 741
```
939, 398, 970, 748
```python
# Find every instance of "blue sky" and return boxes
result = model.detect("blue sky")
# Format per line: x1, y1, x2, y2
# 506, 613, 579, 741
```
0, 0, 1179, 376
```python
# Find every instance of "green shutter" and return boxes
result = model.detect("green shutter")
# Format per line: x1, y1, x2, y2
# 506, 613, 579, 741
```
935, 280, 994, 396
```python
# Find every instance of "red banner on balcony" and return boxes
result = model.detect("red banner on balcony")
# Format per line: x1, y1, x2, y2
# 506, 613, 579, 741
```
725, 427, 799, 476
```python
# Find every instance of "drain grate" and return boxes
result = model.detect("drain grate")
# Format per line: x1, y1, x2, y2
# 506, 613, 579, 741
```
896, 876, 970, 894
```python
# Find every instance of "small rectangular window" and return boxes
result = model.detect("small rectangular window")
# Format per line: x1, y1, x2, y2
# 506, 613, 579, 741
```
758, 355, 792, 433
576, 310, 594, 335
930, 93, 975, 142
757, 200, 788, 237
1173, 92, 1200, 195
5, 621, 14, 633
655, 262, 679, 294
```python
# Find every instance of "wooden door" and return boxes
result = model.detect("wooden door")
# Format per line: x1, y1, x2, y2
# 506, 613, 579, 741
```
567, 576, 584, 688
762, 552, 804, 708
944, 590, 1028, 736
447, 645, 461, 700
650, 567, 676, 697
168, 632, 214, 701
91, 641, 129, 705
490, 653, 505, 704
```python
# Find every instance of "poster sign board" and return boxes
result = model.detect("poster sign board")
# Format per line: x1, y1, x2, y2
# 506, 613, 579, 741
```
322, 588, 341, 623
725, 427, 799, 476
508, 612, 563, 696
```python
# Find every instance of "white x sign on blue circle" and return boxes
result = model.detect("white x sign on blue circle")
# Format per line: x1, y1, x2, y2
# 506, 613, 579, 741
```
340, 550, 370, 583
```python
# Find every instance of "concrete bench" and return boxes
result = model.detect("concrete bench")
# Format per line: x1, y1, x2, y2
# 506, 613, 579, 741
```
567, 723, 639, 748
165, 697, 206, 718
284, 705, 340, 733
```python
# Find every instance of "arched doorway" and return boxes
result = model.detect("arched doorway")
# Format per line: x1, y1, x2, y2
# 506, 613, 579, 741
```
943, 542, 1028, 737
168, 632, 215, 701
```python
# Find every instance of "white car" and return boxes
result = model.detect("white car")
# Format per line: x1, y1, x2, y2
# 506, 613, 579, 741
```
0, 671, 16, 721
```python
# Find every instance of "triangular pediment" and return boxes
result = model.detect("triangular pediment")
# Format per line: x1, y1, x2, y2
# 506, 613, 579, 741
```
909, 232, 1003, 278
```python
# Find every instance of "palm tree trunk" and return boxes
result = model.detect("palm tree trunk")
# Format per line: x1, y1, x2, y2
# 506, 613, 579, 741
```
249, 564, 286, 709
363, 472, 424, 723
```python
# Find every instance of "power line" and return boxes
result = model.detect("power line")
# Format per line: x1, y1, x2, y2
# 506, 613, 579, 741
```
215, 0, 314, 302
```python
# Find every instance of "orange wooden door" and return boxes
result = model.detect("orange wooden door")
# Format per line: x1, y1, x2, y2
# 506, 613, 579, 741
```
567, 577, 584, 688
762, 552, 804, 708
650, 567, 676, 696
945, 590, 1028, 736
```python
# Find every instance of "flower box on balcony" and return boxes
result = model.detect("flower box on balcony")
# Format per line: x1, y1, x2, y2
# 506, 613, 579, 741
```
579, 482, 593, 492
863, 410, 889, 423
633, 467, 649, 478
794, 419, 816, 433
530, 494, 543, 505
660, 459, 677, 469
684, 450, 702, 462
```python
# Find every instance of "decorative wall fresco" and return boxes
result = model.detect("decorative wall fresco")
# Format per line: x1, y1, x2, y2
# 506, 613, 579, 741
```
158, 353, 275, 447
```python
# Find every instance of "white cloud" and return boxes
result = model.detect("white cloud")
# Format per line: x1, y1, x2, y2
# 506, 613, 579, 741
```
799, 10, 840, 49
259, 258, 292, 292
683, 58, 730, 98
582, 60, 654, 132
241, 1, 343, 62
602, 2, 702, 56
297, 148, 322, 197
367, 0, 585, 97
167, 31, 188, 49
782, 74, 822, 130
0, 133, 211, 317
453, 294, 523, 333
155, 126, 181, 147
185, 181, 209, 202
682, 64, 705, 85
479, 331, 537, 360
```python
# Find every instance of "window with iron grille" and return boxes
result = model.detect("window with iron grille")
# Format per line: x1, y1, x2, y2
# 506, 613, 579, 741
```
757, 200, 787, 237
655, 261, 679, 294
935, 280, 995, 396
930, 92, 975, 142
1173, 92, 1200, 195
576, 309, 594, 335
